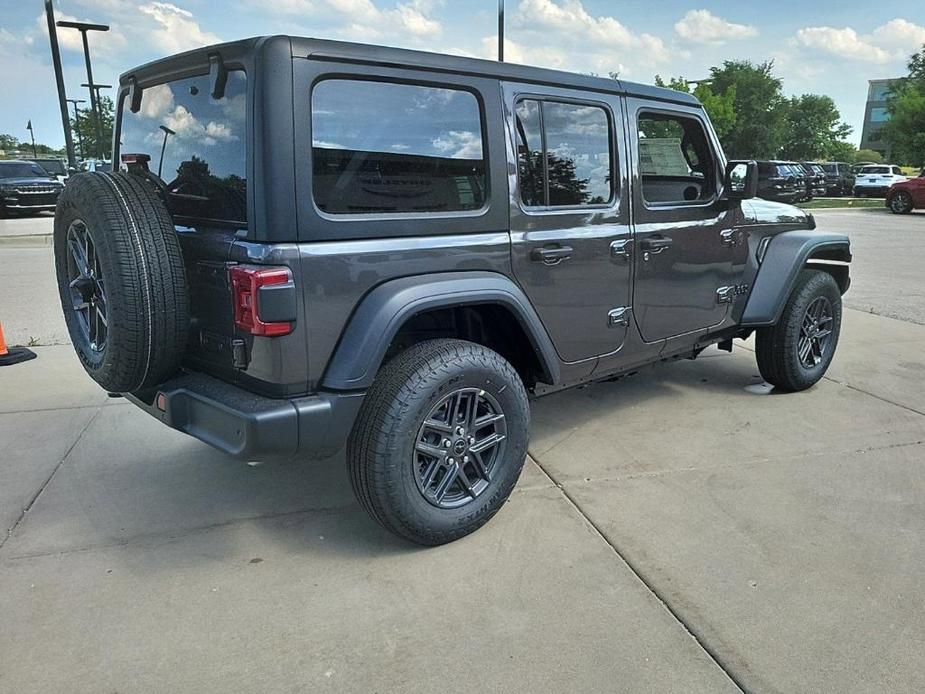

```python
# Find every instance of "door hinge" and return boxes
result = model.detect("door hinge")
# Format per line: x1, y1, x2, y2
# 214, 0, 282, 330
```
608, 307, 631, 328
610, 239, 631, 262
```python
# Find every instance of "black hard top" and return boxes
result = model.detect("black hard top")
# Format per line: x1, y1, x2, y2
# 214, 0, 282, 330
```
122, 35, 700, 108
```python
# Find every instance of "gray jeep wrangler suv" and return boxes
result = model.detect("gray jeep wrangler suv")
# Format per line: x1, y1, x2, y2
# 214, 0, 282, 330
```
53, 36, 851, 545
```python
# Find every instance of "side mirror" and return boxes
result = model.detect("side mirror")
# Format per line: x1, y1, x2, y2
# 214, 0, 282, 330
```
724, 160, 758, 200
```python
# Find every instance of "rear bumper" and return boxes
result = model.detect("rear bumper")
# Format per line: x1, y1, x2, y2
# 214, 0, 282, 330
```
854, 185, 890, 197
126, 372, 364, 461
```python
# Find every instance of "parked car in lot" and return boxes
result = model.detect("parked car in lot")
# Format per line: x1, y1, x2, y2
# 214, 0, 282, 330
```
756, 161, 799, 202
799, 162, 827, 198
27, 157, 70, 183
0, 159, 65, 217
53, 36, 851, 545
80, 159, 112, 173
818, 161, 854, 196
853, 165, 907, 197
885, 170, 925, 213
852, 162, 879, 176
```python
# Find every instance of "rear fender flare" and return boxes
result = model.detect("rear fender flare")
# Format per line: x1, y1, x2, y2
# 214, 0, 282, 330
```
321, 271, 561, 391
741, 231, 851, 327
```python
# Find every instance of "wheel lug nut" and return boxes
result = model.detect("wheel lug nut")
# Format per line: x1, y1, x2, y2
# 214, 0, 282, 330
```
456, 426, 465, 436
463, 456, 469, 463
443, 439, 451, 448
468, 437, 475, 444
447, 458, 455, 465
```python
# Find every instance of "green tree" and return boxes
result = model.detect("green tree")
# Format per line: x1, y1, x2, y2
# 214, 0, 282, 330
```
655, 75, 737, 139
881, 44, 925, 167
70, 96, 115, 160
853, 148, 884, 164
707, 60, 786, 159
779, 94, 853, 160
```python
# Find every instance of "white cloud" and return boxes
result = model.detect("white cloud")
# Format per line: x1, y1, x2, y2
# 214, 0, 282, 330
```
513, 0, 669, 62
35, 9, 127, 55
138, 2, 222, 54
674, 10, 758, 44
257, 0, 442, 41
794, 18, 925, 64
432, 130, 482, 159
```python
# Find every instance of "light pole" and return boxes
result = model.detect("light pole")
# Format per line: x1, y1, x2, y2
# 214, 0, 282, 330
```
66, 98, 86, 159
56, 20, 109, 159
158, 125, 176, 178
44, 1, 77, 168
498, 0, 504, 62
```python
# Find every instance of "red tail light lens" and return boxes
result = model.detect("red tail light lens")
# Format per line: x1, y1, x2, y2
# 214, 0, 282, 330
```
229, 266, 293, 337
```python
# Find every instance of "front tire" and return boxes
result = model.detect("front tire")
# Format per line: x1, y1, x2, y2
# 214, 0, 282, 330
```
347, 339, 530, 545
755, 269, 842, 392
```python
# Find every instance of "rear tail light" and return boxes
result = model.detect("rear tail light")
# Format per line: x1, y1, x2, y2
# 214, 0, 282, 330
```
229, 265, 294, 337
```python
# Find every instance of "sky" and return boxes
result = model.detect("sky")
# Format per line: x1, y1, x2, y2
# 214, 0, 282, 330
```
1, 0, 923, 151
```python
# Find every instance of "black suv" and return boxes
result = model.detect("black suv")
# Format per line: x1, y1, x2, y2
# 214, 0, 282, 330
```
53, 37, 851, 545
0, 160, 65, 217
818, 162, 854, 196
756, 161, 799, 203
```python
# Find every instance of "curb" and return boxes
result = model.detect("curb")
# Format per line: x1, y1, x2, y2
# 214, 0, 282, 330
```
0, 234, 53, 247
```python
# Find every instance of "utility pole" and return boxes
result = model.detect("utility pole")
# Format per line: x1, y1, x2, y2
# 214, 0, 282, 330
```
66, 99, 86, 159
44, 0, 77, 168
57, 20, 109, 159
498, 0, 504, 62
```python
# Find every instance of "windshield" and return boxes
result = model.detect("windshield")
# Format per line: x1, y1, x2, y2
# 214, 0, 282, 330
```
33, 159, 67, 175
0, 162, 49, 179
861, 166, 890, 175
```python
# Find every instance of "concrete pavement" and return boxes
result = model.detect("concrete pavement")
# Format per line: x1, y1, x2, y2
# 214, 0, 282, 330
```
2, 209, 925, 692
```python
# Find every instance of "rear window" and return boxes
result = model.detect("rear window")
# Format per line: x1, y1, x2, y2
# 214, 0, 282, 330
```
33, 159, 66, 175
860, 166, 890, 174
311, 79, 486, 215
119, 70, 247, 227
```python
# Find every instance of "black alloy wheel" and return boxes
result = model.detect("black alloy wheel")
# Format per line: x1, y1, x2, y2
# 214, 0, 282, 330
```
797, 296, 833, 369
65, 219, 108, 354
414, 387, 507, 509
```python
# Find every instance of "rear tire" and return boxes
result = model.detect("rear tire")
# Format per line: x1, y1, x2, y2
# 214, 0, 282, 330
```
347, 339, 530, 545
890, 191, 914, 214
53, 172, 189, 393
755, 269, 842, 392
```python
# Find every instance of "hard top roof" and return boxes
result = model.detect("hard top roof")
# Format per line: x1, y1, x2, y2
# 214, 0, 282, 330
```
122, 35, 701, 108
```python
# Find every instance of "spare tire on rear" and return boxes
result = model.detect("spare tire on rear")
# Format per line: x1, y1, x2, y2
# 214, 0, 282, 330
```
54, 172, 189, 393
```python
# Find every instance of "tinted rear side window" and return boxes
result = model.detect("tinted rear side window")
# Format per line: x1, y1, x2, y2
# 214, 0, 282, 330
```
311, 79, 486, 215
119, 71, 247, 227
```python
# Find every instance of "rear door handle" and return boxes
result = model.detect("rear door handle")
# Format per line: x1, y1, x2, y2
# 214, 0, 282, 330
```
639, 236, 673, 254
531, 245, 573, 266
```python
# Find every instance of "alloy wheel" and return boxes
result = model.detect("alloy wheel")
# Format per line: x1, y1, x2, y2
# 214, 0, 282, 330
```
65, 219, 108, 353
414, 387, 507, 509
798, 296, 833, 369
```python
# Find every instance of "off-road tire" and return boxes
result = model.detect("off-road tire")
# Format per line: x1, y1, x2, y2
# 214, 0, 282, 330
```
889, 191, 914, 215
755, 269, 842, 392
347, 339, 530, 545
54, 172, 188, 392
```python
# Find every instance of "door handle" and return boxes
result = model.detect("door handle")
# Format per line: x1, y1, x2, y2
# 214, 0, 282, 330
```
639, 236, 673, 254
610, 239, 631, 261
720, 229, 741, 247
531, 245, 573, 266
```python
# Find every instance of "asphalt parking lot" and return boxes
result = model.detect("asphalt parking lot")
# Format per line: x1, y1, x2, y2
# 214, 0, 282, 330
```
1, 209, 924, 692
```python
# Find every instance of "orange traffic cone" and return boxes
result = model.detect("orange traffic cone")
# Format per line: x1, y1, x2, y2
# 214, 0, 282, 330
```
0, 320, 37, 366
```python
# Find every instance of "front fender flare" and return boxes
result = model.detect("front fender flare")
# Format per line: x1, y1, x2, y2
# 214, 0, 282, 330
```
741, 231, 851, 327
321, 271, 561, 391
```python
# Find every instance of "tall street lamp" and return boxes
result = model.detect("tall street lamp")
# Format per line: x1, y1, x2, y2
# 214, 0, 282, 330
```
44, 1, 77, 168
56, 20, 109, 159
158, 125, 176, 179
498, 0, 504, 62
66, 98, 86, 160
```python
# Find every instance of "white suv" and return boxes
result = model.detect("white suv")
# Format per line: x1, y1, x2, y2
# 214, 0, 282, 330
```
853, 165, 907, 197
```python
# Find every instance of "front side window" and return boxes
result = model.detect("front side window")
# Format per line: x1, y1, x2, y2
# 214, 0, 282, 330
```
120, 71, 248, 226
515, 98, 613, 208
311, 80, 486, 215
637, 112, 716, 205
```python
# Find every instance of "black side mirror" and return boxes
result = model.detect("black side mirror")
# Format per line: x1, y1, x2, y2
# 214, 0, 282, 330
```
724, 160, 758, 200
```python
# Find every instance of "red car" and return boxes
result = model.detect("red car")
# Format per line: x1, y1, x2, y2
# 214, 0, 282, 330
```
886, 170, 925, 214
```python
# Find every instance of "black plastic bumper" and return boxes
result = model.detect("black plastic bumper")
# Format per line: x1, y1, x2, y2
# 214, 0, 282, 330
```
126, 373, 364, 461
